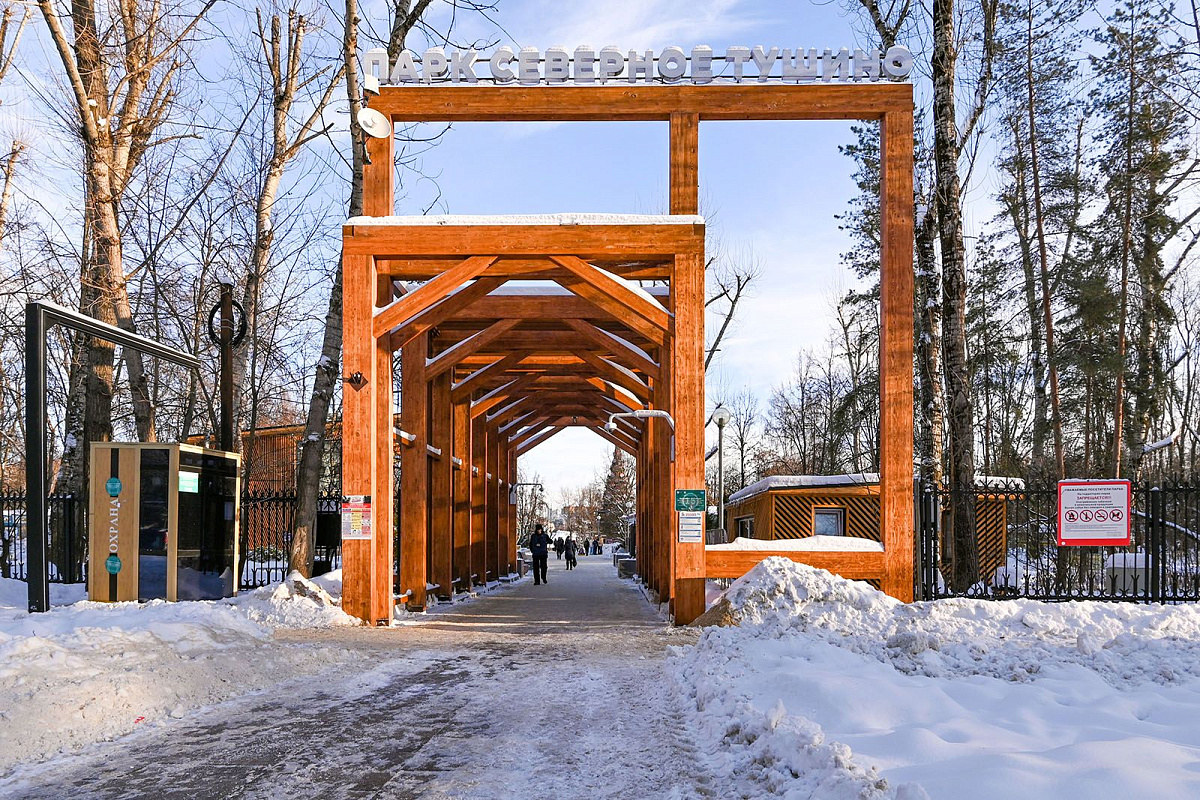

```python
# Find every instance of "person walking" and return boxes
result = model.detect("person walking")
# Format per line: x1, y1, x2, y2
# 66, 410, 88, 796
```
530, 524, 550, 585
564, 536, 578, 570
554, 536, 565, 560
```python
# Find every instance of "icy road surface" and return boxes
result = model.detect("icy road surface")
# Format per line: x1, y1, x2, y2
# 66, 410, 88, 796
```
2, 558, 710, 799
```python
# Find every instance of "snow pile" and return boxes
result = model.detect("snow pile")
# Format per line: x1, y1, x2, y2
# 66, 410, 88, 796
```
707, 535, 884, 553
674, 558, 1200, 798
0, 571, 360, 773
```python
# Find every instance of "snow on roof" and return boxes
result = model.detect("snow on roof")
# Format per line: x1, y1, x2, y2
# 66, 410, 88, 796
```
488, 283, 670, 297
347, 213, 705, 226
727, 473, 1026, 504
727, 473, 880, 504
706, 535, 884, 553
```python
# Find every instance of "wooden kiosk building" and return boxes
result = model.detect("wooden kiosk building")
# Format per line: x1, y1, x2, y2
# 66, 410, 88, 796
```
339, 80, 915, 626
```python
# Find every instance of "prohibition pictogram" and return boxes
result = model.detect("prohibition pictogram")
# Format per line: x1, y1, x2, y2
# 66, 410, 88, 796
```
1079, 509, 1094, 522
1064, 509, 1079, 523
1110, 508, 1124, 522
1095, 509, 1109, 522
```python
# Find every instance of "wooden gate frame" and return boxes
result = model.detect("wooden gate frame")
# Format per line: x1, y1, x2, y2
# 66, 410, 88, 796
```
340, 83, 914, 626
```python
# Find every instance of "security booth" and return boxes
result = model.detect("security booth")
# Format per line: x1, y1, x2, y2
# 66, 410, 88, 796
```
88, 442, 241, 603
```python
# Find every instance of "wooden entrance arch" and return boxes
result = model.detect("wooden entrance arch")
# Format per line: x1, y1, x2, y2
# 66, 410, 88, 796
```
341, 83, 914, 626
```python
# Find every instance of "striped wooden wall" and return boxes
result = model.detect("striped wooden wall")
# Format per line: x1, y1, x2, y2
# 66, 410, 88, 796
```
975, 497, 1007, 581
774, 493, 882, 540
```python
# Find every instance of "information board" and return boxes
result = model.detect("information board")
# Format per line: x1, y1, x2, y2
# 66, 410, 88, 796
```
1057, 480, 1131, 546
678, 510, 704, 544
341, 495, 373, 541
675, 489, 706, 512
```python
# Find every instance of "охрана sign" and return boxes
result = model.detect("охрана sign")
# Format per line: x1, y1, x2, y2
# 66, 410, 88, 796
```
363, 45, 914, 87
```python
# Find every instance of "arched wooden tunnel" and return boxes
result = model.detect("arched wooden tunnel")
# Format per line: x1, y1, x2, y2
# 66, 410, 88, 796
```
341, 139, 709, 626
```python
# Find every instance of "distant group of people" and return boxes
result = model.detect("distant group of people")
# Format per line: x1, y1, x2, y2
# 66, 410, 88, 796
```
528, 525, 606, 584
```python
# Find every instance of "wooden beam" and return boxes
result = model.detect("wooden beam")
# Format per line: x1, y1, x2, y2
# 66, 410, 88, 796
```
389, 276, 506, 349
432, 293, 670, 321
377, 257, 672, 281
345, 223, 703, 260
563, 319, 660, 379
470, 373, 536, 418
515, 425, 565, 456
508, 421, 554, 450
451, 352, 524, 403
592, 424, 639, 457
552, 255, 670, 333
427, 318, 521, 378
372, 256, 496, 338
369, 84, 913, 122
880, 109, 915, 603
577, 350, 652, 401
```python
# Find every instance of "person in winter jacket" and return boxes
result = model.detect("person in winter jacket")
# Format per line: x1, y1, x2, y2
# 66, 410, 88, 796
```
564, 536, 578, 570
529, 524, 551, 585
554, 536, 565, 560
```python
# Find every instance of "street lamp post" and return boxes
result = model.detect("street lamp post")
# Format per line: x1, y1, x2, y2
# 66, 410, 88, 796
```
712, 405, 732, 543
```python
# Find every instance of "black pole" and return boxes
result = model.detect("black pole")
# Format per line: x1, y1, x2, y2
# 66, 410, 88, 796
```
219, 282, 234, 453
25, 303, 48, 613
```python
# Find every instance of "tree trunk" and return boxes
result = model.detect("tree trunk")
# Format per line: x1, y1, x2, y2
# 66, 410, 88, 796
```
1026, 1, 1064, 481
915, 205, 945, 487
289, 0, 369, 576
933, 0, 979, 591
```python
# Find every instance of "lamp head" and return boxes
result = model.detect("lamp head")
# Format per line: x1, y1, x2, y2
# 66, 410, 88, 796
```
712, 405, 732, 427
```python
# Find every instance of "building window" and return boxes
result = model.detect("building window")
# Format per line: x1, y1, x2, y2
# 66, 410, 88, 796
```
813, 507, 845, 536
735, 516, 755, 539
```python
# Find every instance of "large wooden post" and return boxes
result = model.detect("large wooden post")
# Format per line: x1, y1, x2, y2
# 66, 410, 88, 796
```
341, 254, 376, 623
429, 372, 453, 598
453, 398, 473, 591
880, 109, 915, 601
373, 278, 394, 625
400, 336, 428, 609
485, 428, 500, 582
471, 415, 488, 585
669, 111, 705, 624
497, 439, 511, 576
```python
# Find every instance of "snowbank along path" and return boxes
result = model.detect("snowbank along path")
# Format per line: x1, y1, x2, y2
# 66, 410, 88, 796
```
2, 558, 712, 799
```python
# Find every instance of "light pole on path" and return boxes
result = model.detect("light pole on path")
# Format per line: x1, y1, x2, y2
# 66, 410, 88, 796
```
711, 405, 732, 543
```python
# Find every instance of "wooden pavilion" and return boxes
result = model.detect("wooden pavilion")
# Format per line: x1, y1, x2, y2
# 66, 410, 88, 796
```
340, 82, 915, 626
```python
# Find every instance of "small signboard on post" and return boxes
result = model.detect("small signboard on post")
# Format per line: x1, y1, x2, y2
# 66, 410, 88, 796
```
1057, 480, 1131, 546
678, 510, 704, 544
675, 489, 706, 512
341, 495, 373, 541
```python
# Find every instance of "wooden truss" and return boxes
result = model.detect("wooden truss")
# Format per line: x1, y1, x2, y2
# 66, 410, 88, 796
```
341, 82, 914, 627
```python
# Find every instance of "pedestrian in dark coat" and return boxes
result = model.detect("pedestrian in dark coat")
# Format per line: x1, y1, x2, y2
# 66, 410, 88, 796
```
529, 524, 550, 585
554, 536, 565, 560
565, 537, 578, 570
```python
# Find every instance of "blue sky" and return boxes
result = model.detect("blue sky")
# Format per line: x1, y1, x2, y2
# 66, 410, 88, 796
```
387, 0, 879, 501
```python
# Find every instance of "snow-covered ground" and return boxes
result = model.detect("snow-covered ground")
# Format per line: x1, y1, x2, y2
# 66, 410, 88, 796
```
676, 557, 1200, 799
0, 571, 362, 773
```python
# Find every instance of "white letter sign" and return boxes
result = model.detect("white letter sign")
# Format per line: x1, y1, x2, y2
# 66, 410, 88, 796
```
1057, 480, 1132, 546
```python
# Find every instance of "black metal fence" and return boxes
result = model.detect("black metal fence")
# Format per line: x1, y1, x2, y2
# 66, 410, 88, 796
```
0, 491, 342, 591
918, 479, 1200, 603
0, 493, 81, 582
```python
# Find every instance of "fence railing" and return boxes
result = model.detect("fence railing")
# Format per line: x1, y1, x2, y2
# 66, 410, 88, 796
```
0, 491, 342, 591
917, 479, 1200, 603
